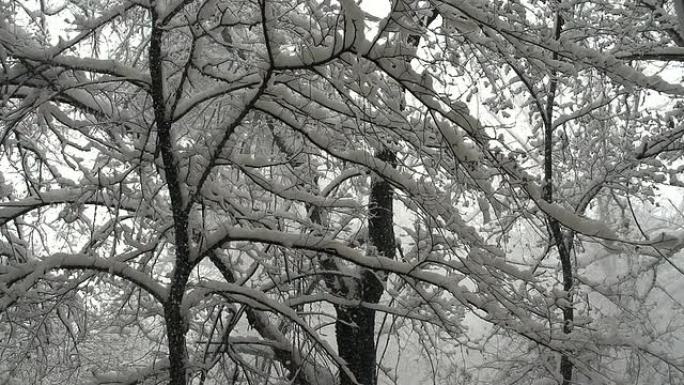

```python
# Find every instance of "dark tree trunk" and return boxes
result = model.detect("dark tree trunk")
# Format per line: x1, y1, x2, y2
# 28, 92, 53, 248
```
149, 13, 193, 385
544, 6, 573, 385
336, 148, 396, 385
336, 305, 381, 385
333, 6, 436, 383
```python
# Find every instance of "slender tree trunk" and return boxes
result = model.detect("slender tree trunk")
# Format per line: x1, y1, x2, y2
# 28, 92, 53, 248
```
333, 4, 438, 379
164, 270, 191, 385
303, 2, 438, 381
149, 13, 193, 385
336, 148, 396, 385
543, 5, 573, 384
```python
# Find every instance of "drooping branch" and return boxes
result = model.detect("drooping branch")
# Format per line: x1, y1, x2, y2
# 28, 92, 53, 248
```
1, 250, 166, 310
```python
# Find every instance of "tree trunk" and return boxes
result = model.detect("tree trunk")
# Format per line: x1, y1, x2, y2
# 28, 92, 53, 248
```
149, 14, 193, 385
336, 305, 381, 385
333, 4, 436, 382
544, 5, 573, 384
336, 148, 396, 385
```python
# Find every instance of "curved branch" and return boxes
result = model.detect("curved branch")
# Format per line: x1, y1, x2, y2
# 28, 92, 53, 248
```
0, 188, 143, 226
1, 251, 167, 310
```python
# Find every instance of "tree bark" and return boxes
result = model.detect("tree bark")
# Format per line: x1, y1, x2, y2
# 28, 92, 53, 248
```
333, 6, 437, 380
543, 5, 573, 384
336, 148, 396, 385
149, 13, 193, 385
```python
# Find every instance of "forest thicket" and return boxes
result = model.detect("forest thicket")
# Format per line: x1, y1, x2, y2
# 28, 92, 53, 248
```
2, 0, 684, 384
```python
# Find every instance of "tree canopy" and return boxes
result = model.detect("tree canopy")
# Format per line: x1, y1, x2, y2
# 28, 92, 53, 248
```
2, 0, 684, 384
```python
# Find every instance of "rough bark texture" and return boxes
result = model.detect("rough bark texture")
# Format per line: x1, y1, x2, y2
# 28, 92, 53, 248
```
336, 304, 381, 385
150, 13, 192, 385
336, 148, 396, 385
